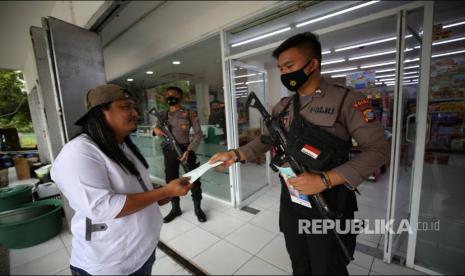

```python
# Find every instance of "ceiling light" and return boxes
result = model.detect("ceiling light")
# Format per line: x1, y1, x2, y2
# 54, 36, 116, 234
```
235, 82, 245, 85
321, 58, 345, 65
336, 37, 396, 52
404, 58, 419, 63
380, 78, 395, 82
296, 1, 379, 28
404, 71, 418, 75
432, 49, 465, 58
375, 68, 396, 73
127, 78, 134, 82
236, 86, 248, 89
404, 65, 419, 69
234, 73, 256, 79
172, 61, 181, 65
443, 20, 465, 29
335, 34, 413, 53
231, 27, 291, 47
146, 71, 154, 75
321, 67, 358, 74
331, 73, 352, 78
246, 80, 264, 84
376, 73, 395, 78
433, 36, 465, 46
403, 75, 419, 79
361, 61, 396, 69
349, 50, 396, 61
322, 50, 331, 55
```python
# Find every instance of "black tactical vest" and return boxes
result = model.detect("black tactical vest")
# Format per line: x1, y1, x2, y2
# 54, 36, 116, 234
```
280, 93, 358, 218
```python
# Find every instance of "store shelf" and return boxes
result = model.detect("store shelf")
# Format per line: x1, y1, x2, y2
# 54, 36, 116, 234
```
425, 148, 465, 154
429, 98, 465, 103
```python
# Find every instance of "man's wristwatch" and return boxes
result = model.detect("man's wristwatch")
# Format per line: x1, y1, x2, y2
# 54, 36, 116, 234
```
320, 173, 331, 190
228, 149, 245, 163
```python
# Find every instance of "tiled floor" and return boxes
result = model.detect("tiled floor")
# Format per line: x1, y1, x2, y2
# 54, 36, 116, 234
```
9, 178, 427, 275
155, 179, 426, 275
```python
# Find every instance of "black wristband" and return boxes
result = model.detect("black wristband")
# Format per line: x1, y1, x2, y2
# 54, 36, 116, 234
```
228, 149, 244, 163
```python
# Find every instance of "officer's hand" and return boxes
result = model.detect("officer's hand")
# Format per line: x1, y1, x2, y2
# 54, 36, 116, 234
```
164, 177, 192, 197
287, 172, 326, 195
209, 151, 236, 171
153, 127, 166, 137
179, 150, 190, 162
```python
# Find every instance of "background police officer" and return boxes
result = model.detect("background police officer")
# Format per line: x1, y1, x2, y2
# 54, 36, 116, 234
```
153, 86, 206, 223
210, 32, 389, 275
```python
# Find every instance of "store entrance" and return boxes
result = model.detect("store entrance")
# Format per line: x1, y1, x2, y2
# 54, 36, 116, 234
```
234, 12, 408, 260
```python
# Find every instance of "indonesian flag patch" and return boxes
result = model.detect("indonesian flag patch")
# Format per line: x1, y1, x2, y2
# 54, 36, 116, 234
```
301, 144, 321, 159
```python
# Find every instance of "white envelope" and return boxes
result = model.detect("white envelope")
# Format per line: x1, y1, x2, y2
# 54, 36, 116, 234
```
182, 161, 224, 183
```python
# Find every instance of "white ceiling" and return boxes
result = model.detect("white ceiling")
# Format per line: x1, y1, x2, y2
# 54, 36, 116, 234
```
239, 1, 465, 85
114, 34, 223, 90
0, 1, 55, 70
109, 1, 465, 90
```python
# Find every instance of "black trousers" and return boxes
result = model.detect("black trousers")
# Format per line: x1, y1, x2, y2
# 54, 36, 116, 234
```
162, 144, 202, 202
279, 180, 356, 275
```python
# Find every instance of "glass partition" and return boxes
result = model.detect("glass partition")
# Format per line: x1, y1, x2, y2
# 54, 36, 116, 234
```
118, 35, 231, 202
414, 2, 465, 274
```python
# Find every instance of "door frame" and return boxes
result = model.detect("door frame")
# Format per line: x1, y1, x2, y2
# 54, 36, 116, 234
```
406, 0, 434, 269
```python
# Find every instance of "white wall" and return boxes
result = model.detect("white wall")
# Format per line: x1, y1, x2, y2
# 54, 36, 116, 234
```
103, 1, 278, 81
266, 66, 290, 108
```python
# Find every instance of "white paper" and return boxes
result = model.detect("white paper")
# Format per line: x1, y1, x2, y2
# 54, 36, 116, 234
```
182, 161, 224, 183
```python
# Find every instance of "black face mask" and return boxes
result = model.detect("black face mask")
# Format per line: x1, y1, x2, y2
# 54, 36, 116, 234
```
166, 96, 180, 106
281, 59, 315, 92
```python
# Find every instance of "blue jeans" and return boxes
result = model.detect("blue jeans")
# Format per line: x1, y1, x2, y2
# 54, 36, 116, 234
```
70, 249, 156, 275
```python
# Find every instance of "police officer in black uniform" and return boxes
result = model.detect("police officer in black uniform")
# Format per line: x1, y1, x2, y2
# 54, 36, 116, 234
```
210, 33, 389, 275
153, 86, 207, 223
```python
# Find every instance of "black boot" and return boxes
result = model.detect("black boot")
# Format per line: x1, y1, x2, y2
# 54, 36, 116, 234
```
194, 200, 207, 223
164, 199, 182, 223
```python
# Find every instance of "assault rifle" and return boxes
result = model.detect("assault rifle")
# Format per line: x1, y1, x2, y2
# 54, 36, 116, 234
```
149, 107, 191, 172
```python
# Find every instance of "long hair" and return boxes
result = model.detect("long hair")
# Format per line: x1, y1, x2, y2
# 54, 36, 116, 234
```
81, 102, 148, 177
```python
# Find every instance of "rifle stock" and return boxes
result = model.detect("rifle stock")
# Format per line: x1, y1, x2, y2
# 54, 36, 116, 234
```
148, 107, 191, 172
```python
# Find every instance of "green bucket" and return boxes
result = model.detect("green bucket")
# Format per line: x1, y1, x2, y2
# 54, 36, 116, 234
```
0, 185, 33, 212
0, 199, 63, 249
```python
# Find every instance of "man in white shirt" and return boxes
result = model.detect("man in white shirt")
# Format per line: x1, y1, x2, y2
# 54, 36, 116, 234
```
51, 84, 192, 275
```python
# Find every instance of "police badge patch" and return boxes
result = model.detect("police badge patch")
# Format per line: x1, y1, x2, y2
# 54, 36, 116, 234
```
353, 99, 376, 123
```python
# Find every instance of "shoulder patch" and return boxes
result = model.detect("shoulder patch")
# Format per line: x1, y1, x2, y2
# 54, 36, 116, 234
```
192, 111, 199, 122
352, 99, 371, 109
352, 99, 376, 123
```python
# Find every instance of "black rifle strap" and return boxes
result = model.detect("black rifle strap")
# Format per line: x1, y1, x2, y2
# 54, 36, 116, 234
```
275, 97, 293, 120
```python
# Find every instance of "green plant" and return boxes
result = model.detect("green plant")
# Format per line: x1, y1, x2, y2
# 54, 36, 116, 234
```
0, 70, 33, 132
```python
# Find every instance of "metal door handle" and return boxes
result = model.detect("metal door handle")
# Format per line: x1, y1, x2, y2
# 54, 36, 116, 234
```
406, 114, 416, 143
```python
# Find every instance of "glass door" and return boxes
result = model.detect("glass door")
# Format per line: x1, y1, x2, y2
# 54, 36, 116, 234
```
230, 60, 270, 207
384, 6, 426, 263
412, 1, 465, 274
